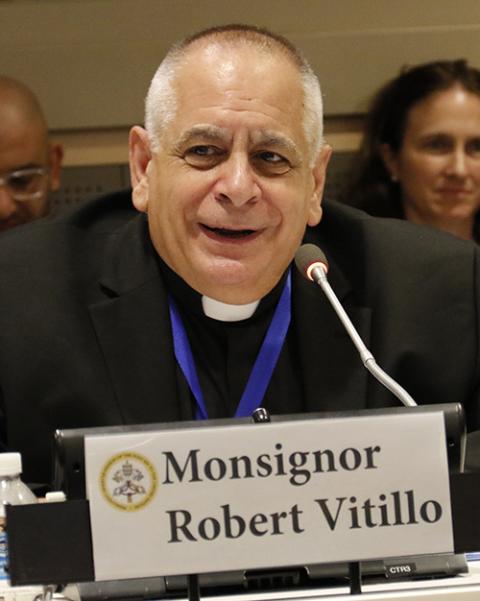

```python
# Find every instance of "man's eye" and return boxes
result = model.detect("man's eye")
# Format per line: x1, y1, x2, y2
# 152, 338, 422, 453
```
259, 151, 283, 163
254, 151, 291, 174
189, 145, 217, 156
9, 174, 36, 190
183, 145, 224, 168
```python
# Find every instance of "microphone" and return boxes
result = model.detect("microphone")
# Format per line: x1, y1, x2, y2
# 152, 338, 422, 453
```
295, 243, 417, 408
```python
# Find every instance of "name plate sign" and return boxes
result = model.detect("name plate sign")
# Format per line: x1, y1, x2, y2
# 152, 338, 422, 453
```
85, 412, 453, 580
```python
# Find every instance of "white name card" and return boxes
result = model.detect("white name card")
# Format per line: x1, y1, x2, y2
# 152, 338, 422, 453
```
85, 412, 453, 581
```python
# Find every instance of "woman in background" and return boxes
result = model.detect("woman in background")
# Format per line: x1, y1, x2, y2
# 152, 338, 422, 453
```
347, 60, 480, 241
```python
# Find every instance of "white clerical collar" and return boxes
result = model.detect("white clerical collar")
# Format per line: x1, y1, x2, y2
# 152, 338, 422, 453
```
201, 296, 260, 322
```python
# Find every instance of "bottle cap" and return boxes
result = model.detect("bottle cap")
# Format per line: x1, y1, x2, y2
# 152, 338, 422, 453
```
0, 453, 22, 476
45, 491, 66, 502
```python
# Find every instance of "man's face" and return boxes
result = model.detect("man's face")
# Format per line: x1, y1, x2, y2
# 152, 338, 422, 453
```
0, 112, 61, 232
130, 43, 330, 303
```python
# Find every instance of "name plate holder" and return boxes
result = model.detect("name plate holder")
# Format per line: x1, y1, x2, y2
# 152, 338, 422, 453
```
84, 406, 455, 596
7, 404, 479, 598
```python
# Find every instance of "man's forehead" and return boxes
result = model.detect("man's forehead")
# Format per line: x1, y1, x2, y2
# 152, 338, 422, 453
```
0, 103, 46, 141
169, 47, 304, 124
0, 115, 48, 171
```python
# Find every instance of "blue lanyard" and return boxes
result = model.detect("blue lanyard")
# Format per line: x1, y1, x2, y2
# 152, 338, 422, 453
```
168, 270, 291, 419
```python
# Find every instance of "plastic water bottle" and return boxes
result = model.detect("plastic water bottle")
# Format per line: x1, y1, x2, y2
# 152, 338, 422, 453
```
0, 453, 43, 601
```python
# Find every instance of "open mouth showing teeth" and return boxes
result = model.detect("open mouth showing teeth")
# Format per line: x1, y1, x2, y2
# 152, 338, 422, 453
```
202, 225, 256, 238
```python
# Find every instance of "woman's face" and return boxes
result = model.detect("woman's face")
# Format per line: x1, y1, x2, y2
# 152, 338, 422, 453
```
382, 85, 480, 235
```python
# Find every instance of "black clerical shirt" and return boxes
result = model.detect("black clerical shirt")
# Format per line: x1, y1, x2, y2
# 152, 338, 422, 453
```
159, 261, 305, 421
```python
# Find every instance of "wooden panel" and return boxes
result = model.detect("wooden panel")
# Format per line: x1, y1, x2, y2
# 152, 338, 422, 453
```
300, 27, 480, 114
1, 0, 480, 153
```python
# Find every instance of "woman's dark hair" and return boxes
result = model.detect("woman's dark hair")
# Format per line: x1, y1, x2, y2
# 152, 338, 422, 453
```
346, 59, 480, 216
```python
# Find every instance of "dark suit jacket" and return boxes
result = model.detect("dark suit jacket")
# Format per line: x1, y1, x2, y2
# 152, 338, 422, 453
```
1, 190, 479, 485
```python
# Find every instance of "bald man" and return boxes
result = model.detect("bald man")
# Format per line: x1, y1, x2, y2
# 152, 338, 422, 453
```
0, 76, 63, 232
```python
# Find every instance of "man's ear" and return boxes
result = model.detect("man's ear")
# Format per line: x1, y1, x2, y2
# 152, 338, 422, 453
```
307, 144, 332, 227
379, 143, 399, 181
129, 126, 152, 213
47, 142, 64, 192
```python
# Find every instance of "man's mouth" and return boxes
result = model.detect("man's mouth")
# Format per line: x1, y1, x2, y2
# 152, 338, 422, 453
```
201, 224, 257, 239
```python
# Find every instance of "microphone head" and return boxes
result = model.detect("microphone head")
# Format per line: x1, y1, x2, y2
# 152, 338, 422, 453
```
294, 244, 329, 281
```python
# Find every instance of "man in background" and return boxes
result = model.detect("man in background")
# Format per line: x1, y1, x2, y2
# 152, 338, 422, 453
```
0, 76, 63, 232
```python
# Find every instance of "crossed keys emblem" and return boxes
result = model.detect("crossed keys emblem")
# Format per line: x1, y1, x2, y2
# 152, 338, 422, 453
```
112, 460, 146, 503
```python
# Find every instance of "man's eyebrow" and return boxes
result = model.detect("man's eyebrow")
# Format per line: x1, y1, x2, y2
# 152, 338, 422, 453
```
174, 125, 230, 149
252, 131, 302, 160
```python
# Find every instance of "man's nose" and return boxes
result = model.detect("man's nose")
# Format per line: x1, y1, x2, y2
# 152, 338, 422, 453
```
0, 186, 17, 220
214, 154, 260, 207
